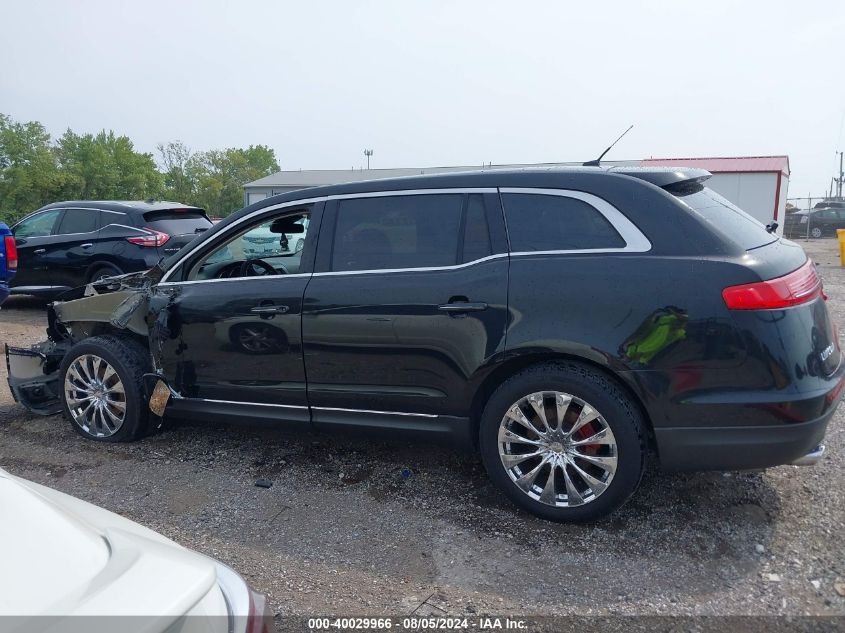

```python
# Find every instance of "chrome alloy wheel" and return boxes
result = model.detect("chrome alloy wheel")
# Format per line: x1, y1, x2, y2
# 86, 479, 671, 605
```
64, 354, 127, 437
498, 391, 617, 507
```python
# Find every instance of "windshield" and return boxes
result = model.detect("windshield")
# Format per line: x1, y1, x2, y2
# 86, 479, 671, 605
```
675, 187, 777, 250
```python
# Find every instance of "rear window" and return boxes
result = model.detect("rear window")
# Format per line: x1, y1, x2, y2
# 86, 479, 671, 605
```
143, 209, 212, 236
676, 187, 776, 250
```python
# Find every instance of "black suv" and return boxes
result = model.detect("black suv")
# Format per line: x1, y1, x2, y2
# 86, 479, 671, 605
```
9, 201, 212, 297
7, 168, 843, 522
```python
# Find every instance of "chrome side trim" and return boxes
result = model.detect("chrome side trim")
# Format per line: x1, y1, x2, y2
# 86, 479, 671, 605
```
326, 187, 497, 200
10, 285, 70, 292
311, 253, 508, 277
188, 398, 309, 410
158, 185, 651, 284
107, 223, 150, 234
157, 195, 328, 283
498, 187, 652, 253
157, 272, 313, 287
313, 406, 439, 418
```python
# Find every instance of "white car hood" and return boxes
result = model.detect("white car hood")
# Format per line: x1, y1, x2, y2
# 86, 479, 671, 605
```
0, 469, 221, 626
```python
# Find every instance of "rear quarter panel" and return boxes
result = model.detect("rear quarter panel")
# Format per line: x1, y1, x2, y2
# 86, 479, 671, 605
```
505, 253, 756, 430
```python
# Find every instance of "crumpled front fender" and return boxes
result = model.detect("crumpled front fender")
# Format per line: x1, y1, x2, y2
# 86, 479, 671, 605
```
5, 341, 69, 415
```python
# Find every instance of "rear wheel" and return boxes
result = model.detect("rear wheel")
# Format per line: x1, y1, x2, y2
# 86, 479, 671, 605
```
810, 227, 823, 239
479, 362, 646, 522
59, 335, 150, 442
87, 263, 123, 284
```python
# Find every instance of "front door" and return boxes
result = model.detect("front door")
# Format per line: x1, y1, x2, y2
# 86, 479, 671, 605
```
11, 208, 64, 289
302, 191, 509, 434
152, 203, 321, 424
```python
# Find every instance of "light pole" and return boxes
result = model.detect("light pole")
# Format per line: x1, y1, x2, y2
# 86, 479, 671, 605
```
364, 149, 373, 170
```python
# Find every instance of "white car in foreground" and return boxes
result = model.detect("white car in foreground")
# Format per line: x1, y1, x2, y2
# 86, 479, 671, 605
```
0, 468, 271, 633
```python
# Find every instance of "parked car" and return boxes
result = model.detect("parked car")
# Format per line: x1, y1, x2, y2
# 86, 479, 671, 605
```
9, 201, 212, 298
0, 222, 16, 305
0, 467, 271, 631
6, 167, 843, 522
784, 207, 845, 238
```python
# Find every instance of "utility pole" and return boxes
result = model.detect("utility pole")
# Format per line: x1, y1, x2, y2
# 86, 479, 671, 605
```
364, 149, 373, 170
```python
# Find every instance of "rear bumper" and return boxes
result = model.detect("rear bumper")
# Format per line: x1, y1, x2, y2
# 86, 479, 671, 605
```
655, 405, 835, 471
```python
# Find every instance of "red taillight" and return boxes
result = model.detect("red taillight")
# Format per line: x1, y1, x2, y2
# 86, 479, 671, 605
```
4, 235, 17, 270
126, 228, 170, 248
245, 588, 272, 633
722, 259, 822, 310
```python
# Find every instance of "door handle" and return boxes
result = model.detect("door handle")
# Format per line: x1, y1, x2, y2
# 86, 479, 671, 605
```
80, 243, 93, 249
33, 248, 46, 254
250, 305, 290, 315
438, 302, 488, 313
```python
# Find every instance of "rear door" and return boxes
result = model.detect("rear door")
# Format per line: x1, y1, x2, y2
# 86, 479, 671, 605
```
302, 189, 509, 435
43, 208, 101, 287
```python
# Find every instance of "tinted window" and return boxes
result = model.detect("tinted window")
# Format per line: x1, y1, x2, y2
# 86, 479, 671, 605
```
332, 194, 464, 271
14, 209, 63, 238
99, 210, 127, 229
677, 187, 776, 250
57, 209, 99, 234
143, 209, 212, 236
502, 194, 625, 252
462, 194, 492, 263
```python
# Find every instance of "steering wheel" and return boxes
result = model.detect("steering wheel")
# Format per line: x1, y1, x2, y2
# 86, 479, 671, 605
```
239, 258, 281, 277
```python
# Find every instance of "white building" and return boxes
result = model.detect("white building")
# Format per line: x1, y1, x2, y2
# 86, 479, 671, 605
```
244, 155, 790, 234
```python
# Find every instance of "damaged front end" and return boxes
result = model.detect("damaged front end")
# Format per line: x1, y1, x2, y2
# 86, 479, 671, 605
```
5, 267, 162, 415
5, 341, 69, 415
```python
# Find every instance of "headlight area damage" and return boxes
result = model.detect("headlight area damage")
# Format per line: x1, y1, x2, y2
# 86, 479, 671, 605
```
5, 269, 161, 415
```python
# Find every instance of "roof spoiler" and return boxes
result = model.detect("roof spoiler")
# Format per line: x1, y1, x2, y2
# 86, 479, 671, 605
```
608, 166, 712, 193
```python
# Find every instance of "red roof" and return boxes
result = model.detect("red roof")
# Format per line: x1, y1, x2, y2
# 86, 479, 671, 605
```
640, 155, 789, 177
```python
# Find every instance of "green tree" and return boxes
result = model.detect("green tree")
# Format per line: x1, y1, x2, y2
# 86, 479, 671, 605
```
188, 145, 279, 217
0, 114, 62, 223
157, 140, 195, 202
54, 129, 162, 201
0, 113, 280, 224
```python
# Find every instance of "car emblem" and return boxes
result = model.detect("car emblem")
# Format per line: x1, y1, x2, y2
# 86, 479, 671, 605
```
820, 343, 835, 362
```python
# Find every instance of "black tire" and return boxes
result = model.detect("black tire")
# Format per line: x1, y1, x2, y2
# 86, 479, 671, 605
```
87, 263, 123, 284
59, 335, 151, 442
478, 361, 646, 522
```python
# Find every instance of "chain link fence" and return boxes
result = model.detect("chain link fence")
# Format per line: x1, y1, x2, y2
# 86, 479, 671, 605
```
784, 195, 844, 240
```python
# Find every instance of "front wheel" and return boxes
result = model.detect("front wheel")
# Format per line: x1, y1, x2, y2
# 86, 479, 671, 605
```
59, 335, 151, 442
479, 362, 646, 522
810, 227, 823, 239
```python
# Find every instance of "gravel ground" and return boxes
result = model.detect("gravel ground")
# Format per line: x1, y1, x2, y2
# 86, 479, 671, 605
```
1, 238, 844, 623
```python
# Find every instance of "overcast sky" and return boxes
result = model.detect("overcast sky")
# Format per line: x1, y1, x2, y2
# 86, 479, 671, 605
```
2, 0, 844, 197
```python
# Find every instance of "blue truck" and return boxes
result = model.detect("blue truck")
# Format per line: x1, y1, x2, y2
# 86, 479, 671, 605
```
0, 222, 16, 305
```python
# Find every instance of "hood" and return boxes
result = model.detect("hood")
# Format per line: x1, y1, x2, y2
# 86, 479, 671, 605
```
0, 469, 220, 621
